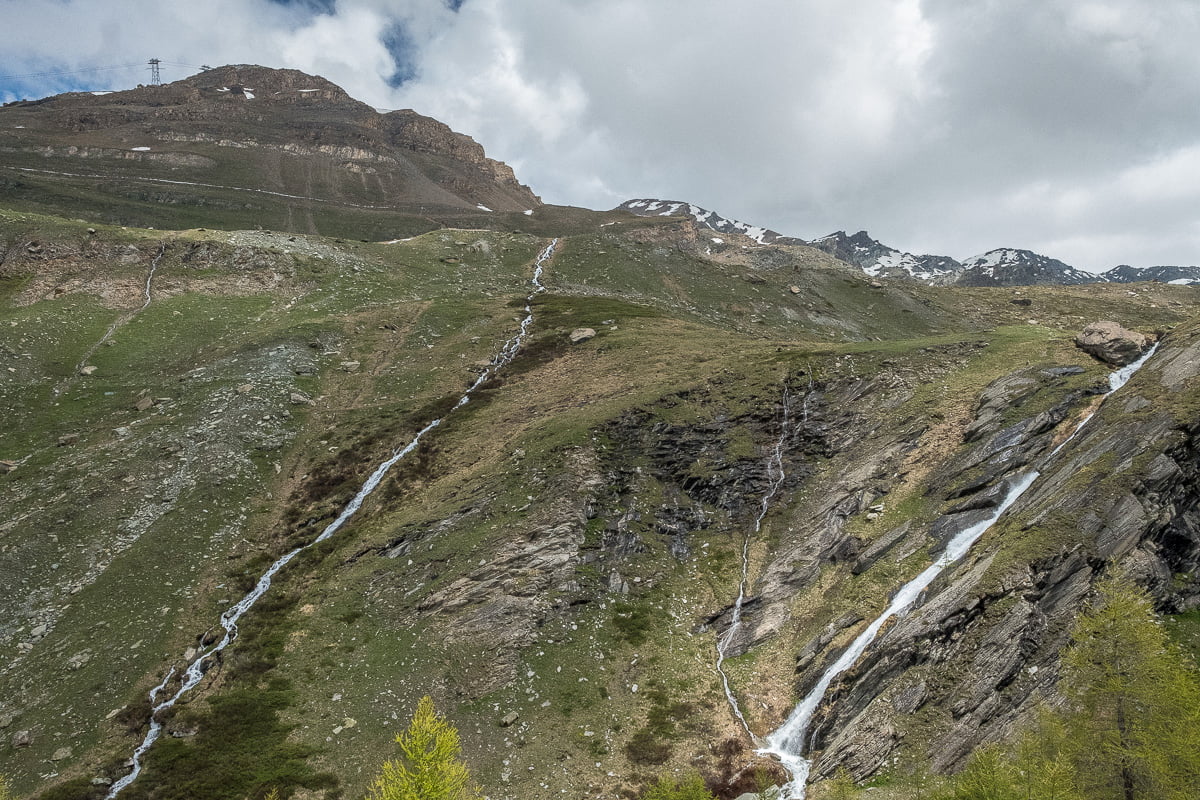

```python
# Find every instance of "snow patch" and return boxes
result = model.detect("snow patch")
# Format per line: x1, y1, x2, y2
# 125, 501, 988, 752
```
711, 237, 724, 244
91, 91, 113, 96
243, 90, 255, 100
523, 209, 533, 216
476, 204, 493, 212
130, 147, 151, 152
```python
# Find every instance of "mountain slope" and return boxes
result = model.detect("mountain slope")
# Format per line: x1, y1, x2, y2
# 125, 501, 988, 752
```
0, 65, 539, 239
1, 69, 1200, 800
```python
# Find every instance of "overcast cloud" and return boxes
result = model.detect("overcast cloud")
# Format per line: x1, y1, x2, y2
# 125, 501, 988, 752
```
2, 0, 1198, 271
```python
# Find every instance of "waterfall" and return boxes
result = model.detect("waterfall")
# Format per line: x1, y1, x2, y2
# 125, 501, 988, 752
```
757, 343, 1159, 799
716, 386, 793, 738
104, 239, 557, 798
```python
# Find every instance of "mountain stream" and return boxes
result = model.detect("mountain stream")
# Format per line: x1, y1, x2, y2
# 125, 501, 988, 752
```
104, 239, 557, 798
757, 343, 1160, 799
715, 386, 794, 738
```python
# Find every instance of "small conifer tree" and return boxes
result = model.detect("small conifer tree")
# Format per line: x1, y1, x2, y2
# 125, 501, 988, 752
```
366, 695, 480, 800
642, 771, 715, 800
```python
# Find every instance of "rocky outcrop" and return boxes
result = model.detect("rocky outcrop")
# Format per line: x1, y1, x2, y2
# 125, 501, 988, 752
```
796, 323, 1200, 780
1075, 320, 1153, 366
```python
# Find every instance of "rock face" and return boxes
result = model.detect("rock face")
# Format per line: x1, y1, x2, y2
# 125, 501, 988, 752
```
1075, 321, 1152, 365
777, 325, 1200, 781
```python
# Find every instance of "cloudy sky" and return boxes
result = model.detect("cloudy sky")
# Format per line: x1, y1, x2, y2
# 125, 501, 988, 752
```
2, 0, 1199, 271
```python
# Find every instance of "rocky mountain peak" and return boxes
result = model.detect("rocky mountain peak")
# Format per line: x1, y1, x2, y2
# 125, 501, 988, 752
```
178, 64, 359, 105
809, 230, 961, 282
957, 248, 1098, 286
0, 65, 540, 222
618, 198, 803, 245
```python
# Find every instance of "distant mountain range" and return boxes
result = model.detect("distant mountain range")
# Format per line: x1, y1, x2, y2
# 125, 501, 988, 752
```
619, 200, 1200, 286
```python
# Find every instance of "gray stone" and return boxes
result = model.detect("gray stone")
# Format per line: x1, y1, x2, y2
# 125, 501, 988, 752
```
11, 729, 32, 748
500, 711, 519, 727
1075, 321, 1151, 366
568, 328, 596, 344
51, 746, 72, 761
1041, 365, 1084, 377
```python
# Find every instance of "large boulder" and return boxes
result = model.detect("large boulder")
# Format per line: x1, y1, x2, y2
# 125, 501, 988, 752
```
1074, 321, 1152, 366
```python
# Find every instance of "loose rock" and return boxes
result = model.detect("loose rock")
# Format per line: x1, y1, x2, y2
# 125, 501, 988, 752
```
1075, 321, 1151, 366
568, 328, 596, 344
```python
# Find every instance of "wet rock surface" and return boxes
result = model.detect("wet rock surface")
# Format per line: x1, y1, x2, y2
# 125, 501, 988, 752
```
792, 326, 1200, 781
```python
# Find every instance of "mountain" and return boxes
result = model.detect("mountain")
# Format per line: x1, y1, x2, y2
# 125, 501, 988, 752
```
807, 230, 962, 283
0, 65, 540, 239
2, 68, 1200, 800
621, 200, 1199, 289
618, 199, 806, 245
955, 248, 1100, 287
1101, 263, 1200, 285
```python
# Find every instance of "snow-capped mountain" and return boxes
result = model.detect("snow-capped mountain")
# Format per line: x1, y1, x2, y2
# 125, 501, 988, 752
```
618, 198, 1196, 288
618, 199, 804, 245
1100, 264, 1200, 285
955, 248, 1100, 286
808, 230, 961, 283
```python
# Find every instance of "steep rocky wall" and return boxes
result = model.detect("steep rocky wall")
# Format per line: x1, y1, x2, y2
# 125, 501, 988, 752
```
788, 323, 1200, 780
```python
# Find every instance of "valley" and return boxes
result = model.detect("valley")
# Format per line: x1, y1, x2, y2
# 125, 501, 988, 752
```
1, 67, 1199, 800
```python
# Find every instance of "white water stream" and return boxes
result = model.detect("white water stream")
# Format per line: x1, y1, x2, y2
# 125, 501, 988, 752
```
758, 343, 1160, 799
105, 239, 557, 798
716, 386, 793, 738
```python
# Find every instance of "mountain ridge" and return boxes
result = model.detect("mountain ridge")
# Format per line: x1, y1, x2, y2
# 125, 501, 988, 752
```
621, 199, 1200, 286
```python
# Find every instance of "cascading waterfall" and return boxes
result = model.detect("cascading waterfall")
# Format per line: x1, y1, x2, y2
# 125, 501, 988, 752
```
758, 343, 1160, 799
105, 239, 557, 798
716, 386, 793, 739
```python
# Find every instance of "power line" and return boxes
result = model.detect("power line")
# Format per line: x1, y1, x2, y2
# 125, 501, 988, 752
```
0, 62, 146, 82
